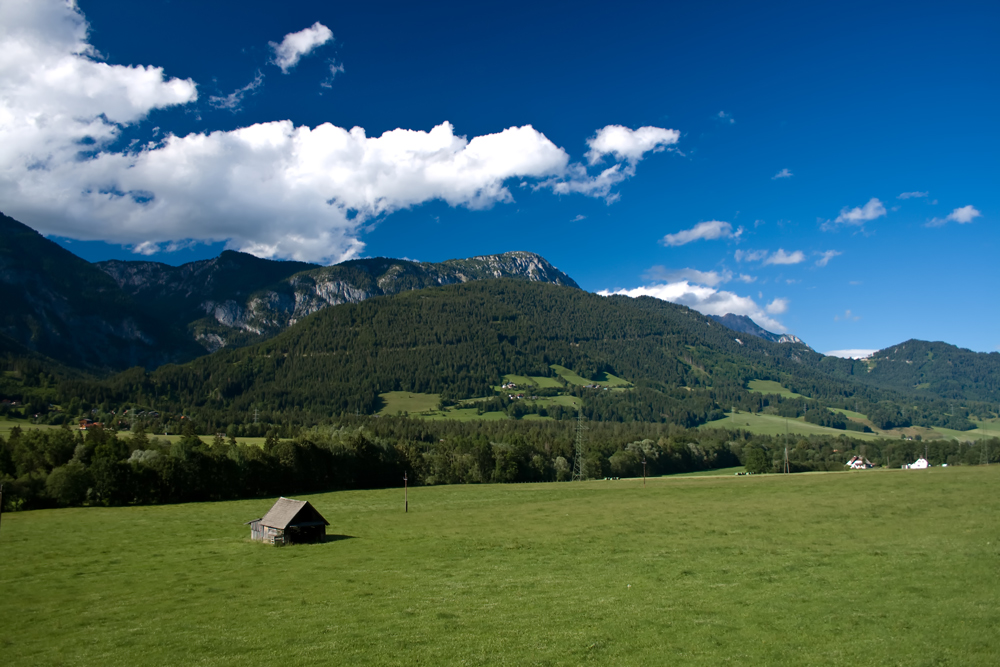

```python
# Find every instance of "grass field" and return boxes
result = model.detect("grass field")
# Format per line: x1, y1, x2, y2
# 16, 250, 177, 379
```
377, 391, 441, 416
0, 418, 61, 439
422, 408, 510, 422
701, 411, 883, 440
550, 364, 631, 387
704, 411, 1000, 443
746, 379, 807, 399
829, 407, 871, 423
498, 374, 563, 389
1, 467, 998, 665
668, 465, 746, 477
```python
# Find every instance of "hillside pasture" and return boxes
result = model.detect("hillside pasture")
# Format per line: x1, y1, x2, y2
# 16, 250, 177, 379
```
376, 391, 441, 416
497, 374, 563, 389
747, 379, 808, 399
0, 418, 62, 439
829, 407, 872, 423
422, 407, 509, 422
701, 411, 882, 440
1, 467, 998, 665
550, 364, 631, 387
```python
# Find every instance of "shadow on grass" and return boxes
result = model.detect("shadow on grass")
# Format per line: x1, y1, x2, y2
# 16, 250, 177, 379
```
321, 534, 356, 544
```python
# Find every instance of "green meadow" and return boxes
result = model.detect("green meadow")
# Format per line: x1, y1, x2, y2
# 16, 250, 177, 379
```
0, 418, 60, 439
2, 467, 998, 665
746, 380, 808, 399
549, 364, 631, 388
704, 410, 1000, 443
700, 411, 883, 440
376, 391, 442, 416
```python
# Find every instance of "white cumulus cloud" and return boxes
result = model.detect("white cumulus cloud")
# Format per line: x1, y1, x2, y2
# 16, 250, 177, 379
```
270, 22, 333, 73
897, 191, 928, 199
765, 297, 789, 314
925, 205, 982, 228
772, 168, 793, 179
599, 282, 786, 332
947, 205, 981, 224
829, 197, 886, 227
661, 221, 740, 247
585, 125, 680, 165
763, 249, 806, 265
643, 266, 732, 287
0, 1, 677, 263
734, 249, 767, 263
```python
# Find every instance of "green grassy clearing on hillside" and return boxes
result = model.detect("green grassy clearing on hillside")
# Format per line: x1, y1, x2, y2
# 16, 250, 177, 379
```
0, 418, 62, 439
2, 467, 998, 665
829, 407, 871, 422
421, 408, 509, 422
747, 379, 808, 399
705, 411, 998, 443
376, 391, 441, 415
701, 411, 883, 440
497, 374, 563, 389
550, 364, 631, 387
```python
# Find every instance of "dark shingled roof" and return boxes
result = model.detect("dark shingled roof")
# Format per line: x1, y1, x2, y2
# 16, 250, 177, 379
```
257, 498, 330, 530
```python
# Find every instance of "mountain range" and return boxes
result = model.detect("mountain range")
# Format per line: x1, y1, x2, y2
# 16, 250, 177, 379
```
1, 212, 577, 368
3, 212, 999, 432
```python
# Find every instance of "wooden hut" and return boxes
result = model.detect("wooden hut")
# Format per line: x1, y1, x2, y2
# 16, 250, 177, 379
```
247, 498, 329, 545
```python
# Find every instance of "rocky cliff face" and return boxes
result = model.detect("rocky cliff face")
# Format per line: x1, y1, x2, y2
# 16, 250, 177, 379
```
99, 250, 579, 352
708, 313, 809, 347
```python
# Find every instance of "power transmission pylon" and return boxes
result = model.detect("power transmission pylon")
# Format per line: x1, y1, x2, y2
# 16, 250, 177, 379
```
572, 407, 587, 481
980, 439, 990, 466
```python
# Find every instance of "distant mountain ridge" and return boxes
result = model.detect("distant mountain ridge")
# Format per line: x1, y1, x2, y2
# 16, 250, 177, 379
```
99, 250, 579, 351
0, 212, 202, 371
0, 212, 580, 368
709, 313, 808, 346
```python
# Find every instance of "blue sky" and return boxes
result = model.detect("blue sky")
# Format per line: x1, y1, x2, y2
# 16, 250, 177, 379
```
1, 0, 997, 355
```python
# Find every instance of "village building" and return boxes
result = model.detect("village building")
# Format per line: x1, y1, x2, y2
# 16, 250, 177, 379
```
845, 456, 874, 469
247, 497, 329, 545
904, 458, 930, 469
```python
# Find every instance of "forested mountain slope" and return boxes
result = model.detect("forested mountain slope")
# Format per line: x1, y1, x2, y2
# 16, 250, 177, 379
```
66, 279, 931, 430
0, 213, 202, 371
99, 249, 578, 352
813, 339, 1000, 403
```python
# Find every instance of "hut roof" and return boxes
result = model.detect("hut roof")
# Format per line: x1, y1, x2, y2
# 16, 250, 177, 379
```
257, 498, 330, 530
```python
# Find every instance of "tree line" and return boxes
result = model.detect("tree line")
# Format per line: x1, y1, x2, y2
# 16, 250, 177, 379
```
3, 415, 996, 511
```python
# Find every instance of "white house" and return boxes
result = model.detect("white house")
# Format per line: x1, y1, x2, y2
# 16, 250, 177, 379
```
904, 457, 929, 469
846, 456, 873, 469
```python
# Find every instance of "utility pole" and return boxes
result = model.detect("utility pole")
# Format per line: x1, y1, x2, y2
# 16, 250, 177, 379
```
0, 483, 4, 539
572, 408, 587, 481
642, 459, 647, 488
403, 472, 408, 513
